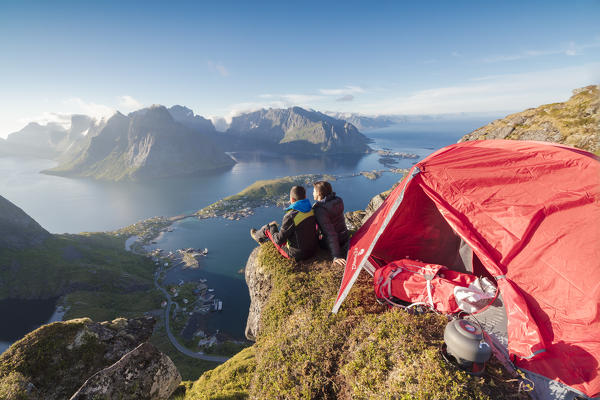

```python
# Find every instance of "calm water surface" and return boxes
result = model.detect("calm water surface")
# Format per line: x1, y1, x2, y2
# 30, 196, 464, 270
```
0, 124, 480, 346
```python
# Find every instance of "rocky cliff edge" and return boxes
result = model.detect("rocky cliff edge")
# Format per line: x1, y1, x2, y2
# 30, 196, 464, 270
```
0, 317, 180, 400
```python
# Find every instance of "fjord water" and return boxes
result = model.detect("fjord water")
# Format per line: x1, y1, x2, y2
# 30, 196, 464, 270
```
0, 123, 483, 348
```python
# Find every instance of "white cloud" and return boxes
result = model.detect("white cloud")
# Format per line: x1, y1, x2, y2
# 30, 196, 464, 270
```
361, 63, 600, 116
208, 60, 229, 77
223, 100, 287, 123
482, 39, 600, 63
118, 95, 142, 110
17, 112, 72, 130
319, 86, 364, 96
62, 97, 115, 121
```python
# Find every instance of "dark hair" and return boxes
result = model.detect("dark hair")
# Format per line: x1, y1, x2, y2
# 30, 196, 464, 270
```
290, 185, 306, 201
313, 181, 332, 198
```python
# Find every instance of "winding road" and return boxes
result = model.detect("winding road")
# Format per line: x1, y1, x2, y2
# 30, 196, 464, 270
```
154, 269, 230, 363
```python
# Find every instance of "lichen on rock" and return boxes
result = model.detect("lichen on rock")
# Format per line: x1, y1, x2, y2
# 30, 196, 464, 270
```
69, 342, 181, 400
0, 316, 179, 400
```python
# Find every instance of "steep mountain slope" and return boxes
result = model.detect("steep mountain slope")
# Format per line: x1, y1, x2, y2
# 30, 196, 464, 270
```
45, 105, 235, 181
168, 105, 216, 134
460, 85, 600, 154
224, 107, 371, 154
0, 195, 157, 317
0, 195, 50, 249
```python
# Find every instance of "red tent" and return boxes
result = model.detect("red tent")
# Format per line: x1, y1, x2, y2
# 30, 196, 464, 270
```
333, 140, 600, 398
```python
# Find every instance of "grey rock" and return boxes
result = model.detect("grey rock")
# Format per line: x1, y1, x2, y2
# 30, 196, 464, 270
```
364, 192, 389, 218
168, 105, 216, 134
70, 342, 181, 400
0, 317, 157, 400
244, 247, 271, 341
344, 210, 366, 232
344, 190, 393, 232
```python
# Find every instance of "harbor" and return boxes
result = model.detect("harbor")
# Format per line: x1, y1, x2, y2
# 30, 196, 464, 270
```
149, 245, 230, 351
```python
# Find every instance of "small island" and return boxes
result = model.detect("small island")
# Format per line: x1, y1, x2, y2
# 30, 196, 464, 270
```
195, 173, 337, 220
377, 148, 419, 168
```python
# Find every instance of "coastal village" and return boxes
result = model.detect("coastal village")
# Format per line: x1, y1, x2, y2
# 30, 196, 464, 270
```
149, 246, 227, 351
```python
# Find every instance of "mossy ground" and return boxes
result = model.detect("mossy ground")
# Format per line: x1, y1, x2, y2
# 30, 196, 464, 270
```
0, 318, 108, 399
182, 244, 529, 400
63, 289, 164, 321
467, 85, 600, 155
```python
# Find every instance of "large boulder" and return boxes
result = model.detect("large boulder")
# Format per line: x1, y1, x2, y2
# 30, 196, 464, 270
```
0, 317, 166, 400
70, 342, 180, 400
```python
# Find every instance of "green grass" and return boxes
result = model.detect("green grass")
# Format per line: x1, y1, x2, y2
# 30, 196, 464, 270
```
0, 233, 155, 300
183, 347, 256, 400
203, 341, 251, 357
63, 289, 164, 321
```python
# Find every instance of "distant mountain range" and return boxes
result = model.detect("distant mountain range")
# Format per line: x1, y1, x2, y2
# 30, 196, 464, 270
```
0, 115, 94, 159
323, 112, 403, 131
2, 105, 372, 181
45, 105, 235, 181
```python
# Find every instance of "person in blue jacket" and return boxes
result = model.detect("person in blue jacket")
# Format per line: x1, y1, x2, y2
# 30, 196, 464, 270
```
250, 185, 318, 261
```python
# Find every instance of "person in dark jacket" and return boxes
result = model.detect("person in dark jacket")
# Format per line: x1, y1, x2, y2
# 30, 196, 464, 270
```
312, 181, 350, 265
250, 186, 318, 261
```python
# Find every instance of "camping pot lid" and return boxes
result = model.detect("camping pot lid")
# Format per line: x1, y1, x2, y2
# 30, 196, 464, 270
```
454, 319, 483, 340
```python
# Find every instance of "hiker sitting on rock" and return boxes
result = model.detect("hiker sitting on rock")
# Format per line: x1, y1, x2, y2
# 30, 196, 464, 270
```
312, 181, 349, 267
250, 185, 318, 261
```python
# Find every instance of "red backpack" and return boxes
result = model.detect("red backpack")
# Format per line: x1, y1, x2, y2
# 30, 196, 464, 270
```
374, 259, 476, 314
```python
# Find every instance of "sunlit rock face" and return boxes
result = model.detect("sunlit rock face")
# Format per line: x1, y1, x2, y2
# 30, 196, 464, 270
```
460, 85, 600, 155
225, 106, 371, 154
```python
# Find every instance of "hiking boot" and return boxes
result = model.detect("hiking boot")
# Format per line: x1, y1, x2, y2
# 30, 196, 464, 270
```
250, 228, 263, 244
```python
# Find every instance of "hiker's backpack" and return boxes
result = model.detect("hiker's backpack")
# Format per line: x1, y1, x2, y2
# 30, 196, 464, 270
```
373, 259, 476, 314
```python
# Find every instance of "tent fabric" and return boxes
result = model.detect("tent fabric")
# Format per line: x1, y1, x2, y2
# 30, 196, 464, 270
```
333, 140, 600, 397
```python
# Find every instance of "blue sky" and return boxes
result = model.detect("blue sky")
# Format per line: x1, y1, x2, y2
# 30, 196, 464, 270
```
0, 0, 599, 136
